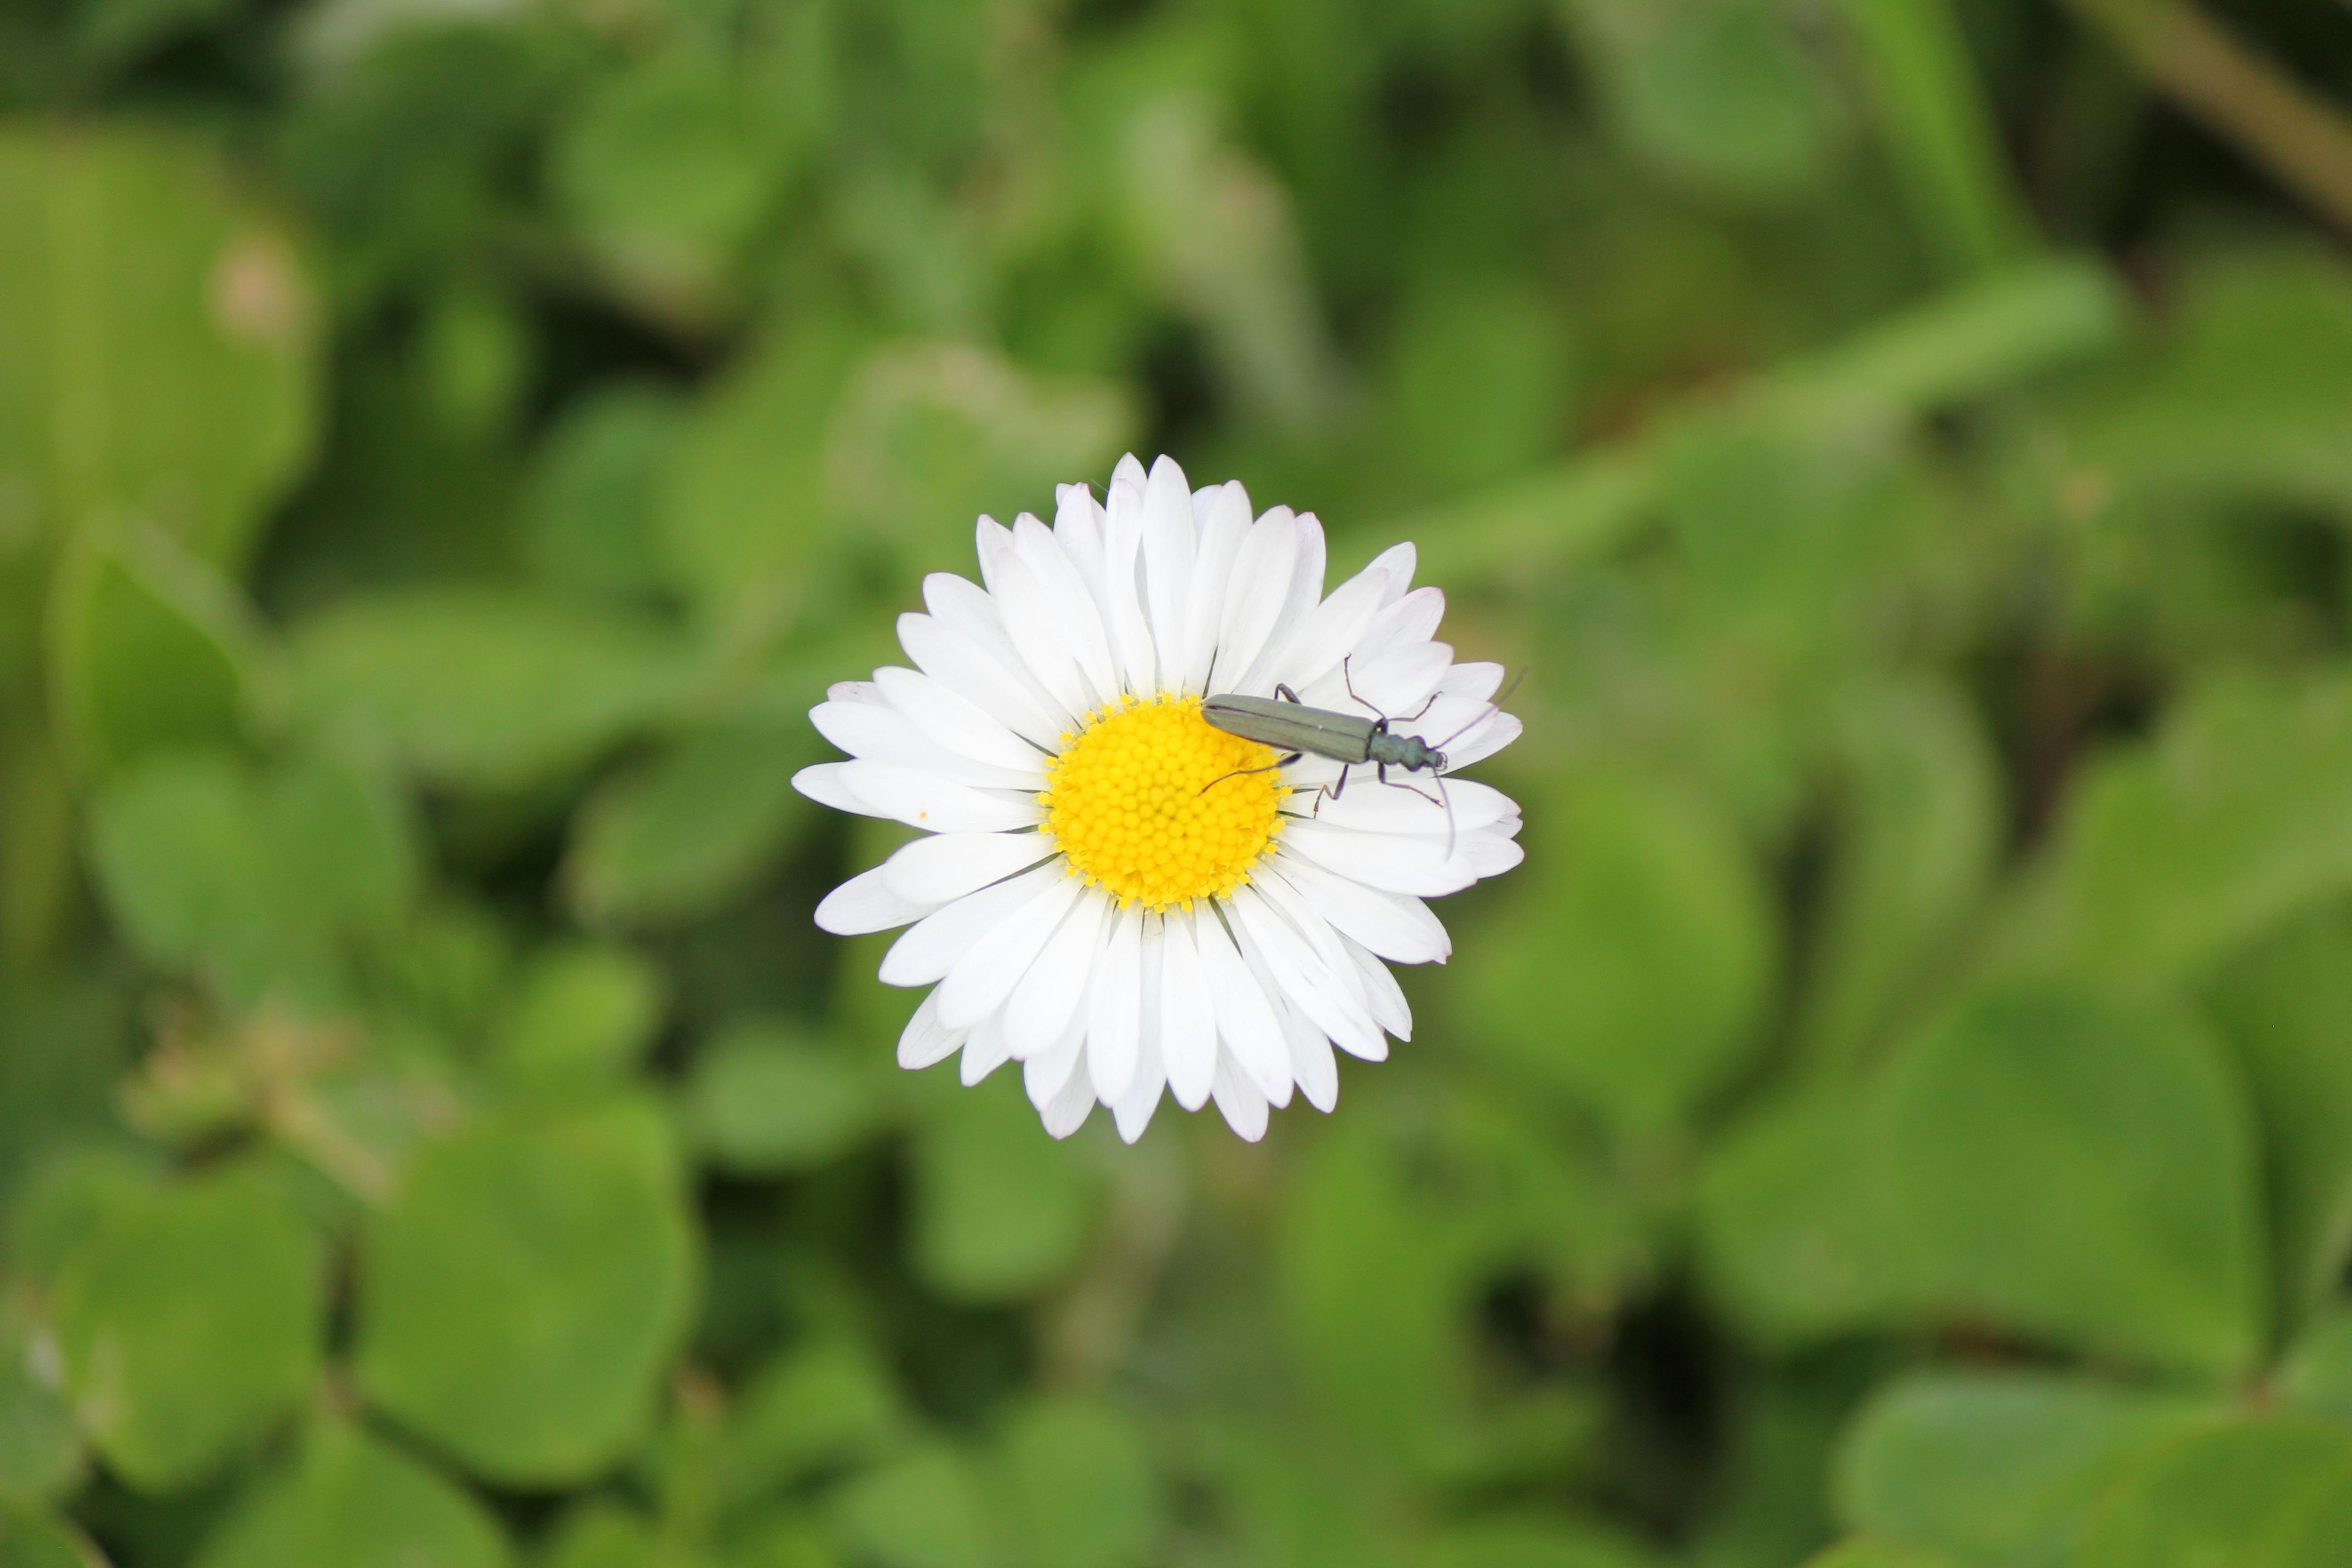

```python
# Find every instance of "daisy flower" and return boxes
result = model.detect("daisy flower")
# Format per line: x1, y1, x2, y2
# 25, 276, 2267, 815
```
794, 454, 1524, 1142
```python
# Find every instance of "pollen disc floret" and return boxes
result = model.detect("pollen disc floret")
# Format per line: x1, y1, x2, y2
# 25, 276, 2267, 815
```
795, 452, 1527, 1146
1044, 696, 1286, 911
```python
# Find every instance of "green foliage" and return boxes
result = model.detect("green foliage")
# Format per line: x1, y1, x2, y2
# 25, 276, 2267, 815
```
353, 1100, 697, 1486
1878, 984, 2265, 1377
49, 1165, 322, 1491
195, 1418, 511, 1568
9, 0, 2352, 1563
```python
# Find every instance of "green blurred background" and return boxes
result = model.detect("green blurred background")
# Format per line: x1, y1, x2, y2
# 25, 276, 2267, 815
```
7, 0, 2352, 1563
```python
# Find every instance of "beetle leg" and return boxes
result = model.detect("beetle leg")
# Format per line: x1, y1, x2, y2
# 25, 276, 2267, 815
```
1341, 655, 1385, 719
1197, 754, 1300, 796
1273, 684, 1303, 705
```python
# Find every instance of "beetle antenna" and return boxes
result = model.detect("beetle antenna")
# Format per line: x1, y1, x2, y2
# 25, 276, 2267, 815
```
1431, 666, 1530, 755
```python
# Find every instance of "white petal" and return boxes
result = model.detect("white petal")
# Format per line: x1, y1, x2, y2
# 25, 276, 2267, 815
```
1284, 997, 1340, 1111
898, 990, 965, 1069
898, 613, 1067, 752
881, 831, 1054, 906
1233, 926, 1340, 1111
975, 516, 1016, 593
791, 763, 867, 816
1298, 641, 1450, 720
1247, 862, 1387, 1036
1040, 1049, 1097, 1139
1194, 909, 1293, 1104
1362, 541, 1416, 605
1269, 564, 1389, 694
1225, 886, 1383, 1061
816, 863, 944, 936
1343, 934, 1411, 1041
924, 573, 1078, 730
1112, 1001, 1165, 1145
1278, 818, 1485, 897
1208, 507, 1296, 692
1086, 905, 1144, 1102
991, 549, 1101, 719
836, 761, 1043, 835
1267, 857, 1451, 964
1445, 710, 1523, 768
828, 680, 882, 704
961, 1009, 1011, 1085
1054, 484, 1107, 600
810, 699, 1039, 789
1024, 1000, 1088, 1109
880, 863, 1063, 986
1235, 511, 1327, 696
1210, 1049, 1269, 1142
1180, 481, 1252, 693
1004, 887, 1109, 1059
1159, 909, 1217, 1111
874, 666, 1049, 776
1099, 470, 1158, 696
1141, 456, 1196, 690
936, 872, 1085, 1030
1351, 586, 1445, 666
1013, 513, 1121, 706
1300, 776, 1517, 840
1440, 660, 1506, 705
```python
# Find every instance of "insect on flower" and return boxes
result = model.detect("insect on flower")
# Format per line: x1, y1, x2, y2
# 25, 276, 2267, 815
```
1199, 663, 1525, 852
795, 454, 1526, 1143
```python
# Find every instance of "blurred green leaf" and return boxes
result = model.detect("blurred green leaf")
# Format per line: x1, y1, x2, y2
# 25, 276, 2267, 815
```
2002, 670, 2352, 992
1832, 1372, 2218, 1568
827, 1446, 995, 1568
51, 1165, 323, 1492
823, 342, 1134, 573
2067, 250, 2352, 517
2279, 1307, 2352, 1428
0, 1501, 104, 1568
684, 1021, 880, 1176
1279, 1111, 1465, 1452
654, 321, 862, 616
1832, 0, 2032, 274
87, 749, 414, 1004
355, 1099, 697, 1486
1878, 983, 2266, 1376
0, 1299, 82, 1504
486, 943, 667, 1094
906, 1082, 1095, 1304
288, 588, 694, 789
989, 1397, 1158, 1568
719, 1512, 838, 1568
1386, 276, 1578, 492
47, 521, 265, 777
1414, 1516, 1663, 1568
1560, 0, 1842, 200
1793, 678, 2002, 1076
0, 127, 319, 570
722, 1337, 906, 1506
524, 385, 687, 603
196, 1418, 508, 1568
2202, 906, 2352, 1330
1457, 767, 1775, 1129
1695, 1091, 1911, 1348
555, 48, 787, 324
1799, 1542, 1968, 1568
2077, 1418, 2352, 1568
540, 1501, 710, 1568
564, 724, 820, 928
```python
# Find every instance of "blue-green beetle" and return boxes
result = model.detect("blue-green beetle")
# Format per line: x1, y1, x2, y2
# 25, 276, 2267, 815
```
1199, 662, 1513, 847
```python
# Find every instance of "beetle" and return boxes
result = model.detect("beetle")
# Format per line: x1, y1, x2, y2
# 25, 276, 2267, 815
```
1198, 660, 1515, 849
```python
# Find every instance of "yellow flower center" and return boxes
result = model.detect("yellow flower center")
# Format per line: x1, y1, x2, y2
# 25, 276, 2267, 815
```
1042, 695, 1287, 911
